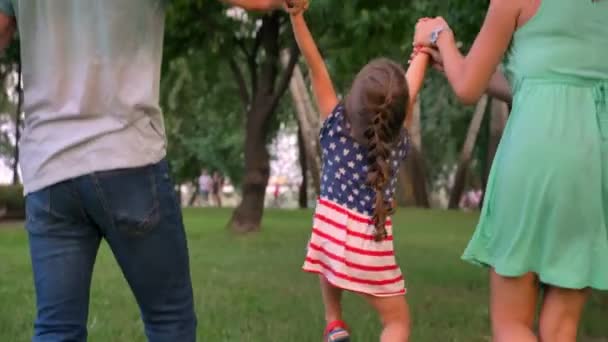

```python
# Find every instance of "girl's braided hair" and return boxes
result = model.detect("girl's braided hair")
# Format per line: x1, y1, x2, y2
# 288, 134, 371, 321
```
344, 58, 409, 241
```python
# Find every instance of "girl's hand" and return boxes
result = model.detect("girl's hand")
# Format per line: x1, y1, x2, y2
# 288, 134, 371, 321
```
413, 16, 450, 47
284, 0, 309, 16
420, 47, 444, 72
408, 45, 444, 72
407, 45, 423, 65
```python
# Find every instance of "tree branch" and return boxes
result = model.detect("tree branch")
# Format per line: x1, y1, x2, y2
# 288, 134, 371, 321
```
234, 37, 258, 101
235, 38, 251, 60
269, 42, 300, 112
228, 57, 250, 110
249, 35, 260, 97
258, 12, 280, 99
252, 29, 263, 59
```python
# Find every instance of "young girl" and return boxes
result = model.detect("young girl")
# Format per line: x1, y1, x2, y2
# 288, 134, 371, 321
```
287, 3, 429, 342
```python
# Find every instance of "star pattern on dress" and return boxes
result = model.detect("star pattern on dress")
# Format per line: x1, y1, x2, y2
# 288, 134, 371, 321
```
319, 104, 408, 214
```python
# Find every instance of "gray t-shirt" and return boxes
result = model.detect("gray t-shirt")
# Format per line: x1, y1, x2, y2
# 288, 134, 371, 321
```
0, 0, 168, 194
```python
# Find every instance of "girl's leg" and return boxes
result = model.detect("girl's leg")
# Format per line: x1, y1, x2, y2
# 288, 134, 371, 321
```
319, 276, 343, 323
490, 270, 540, 342
538, 286, 590, 342
363, 294, 410, 342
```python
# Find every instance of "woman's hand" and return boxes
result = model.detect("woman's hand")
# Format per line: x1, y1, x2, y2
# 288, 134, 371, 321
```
413, 17, 451, 47
284, 0, 309, 15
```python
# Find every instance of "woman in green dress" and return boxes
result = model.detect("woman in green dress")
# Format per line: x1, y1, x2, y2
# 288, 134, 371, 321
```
413, 0, 608, 341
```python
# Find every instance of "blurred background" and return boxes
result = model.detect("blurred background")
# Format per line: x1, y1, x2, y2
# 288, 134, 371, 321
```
0, 1, 605, 341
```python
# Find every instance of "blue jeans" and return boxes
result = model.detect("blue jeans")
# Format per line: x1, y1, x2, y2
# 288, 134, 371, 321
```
25, 160, 196, 341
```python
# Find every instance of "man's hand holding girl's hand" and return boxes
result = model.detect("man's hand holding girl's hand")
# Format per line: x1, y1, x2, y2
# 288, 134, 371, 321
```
284, 0, 309, 15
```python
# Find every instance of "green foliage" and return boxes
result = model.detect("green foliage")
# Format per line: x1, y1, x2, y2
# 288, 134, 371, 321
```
0, 40, 21, 172
162, 1, 298, 189
0, 184, 24, 219
160, 0, 492, 191
162, 55, 245, 185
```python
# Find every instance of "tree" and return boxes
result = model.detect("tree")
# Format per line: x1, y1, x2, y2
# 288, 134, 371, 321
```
406, 98, 431, 207
283, 59, 321, 195
160, 0, 494, 221
165, 2, 300, 232
297, 125, 308, 208
161, 55, 246, 186
448, 95, 488, 209
480, 98, 509, 207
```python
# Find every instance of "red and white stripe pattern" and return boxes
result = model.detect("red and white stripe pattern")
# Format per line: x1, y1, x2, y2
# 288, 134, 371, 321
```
302, 198, 406, 297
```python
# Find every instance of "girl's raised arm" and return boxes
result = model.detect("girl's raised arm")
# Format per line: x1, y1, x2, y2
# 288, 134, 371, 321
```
404, 52, 430, 128
289, 10, 338, 119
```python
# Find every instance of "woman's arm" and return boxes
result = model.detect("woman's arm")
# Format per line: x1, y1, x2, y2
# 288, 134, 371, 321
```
289, 12, 339, 119
414, 0, 520, 105
419, 46, 513, 105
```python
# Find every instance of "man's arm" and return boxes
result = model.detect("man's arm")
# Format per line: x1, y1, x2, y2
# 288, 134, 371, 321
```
486, 68, 512, 105
0, 12, 14, 51
221, 0, 283, 11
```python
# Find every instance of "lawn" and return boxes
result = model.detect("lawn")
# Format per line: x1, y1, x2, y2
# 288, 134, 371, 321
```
0, 208, 606, 341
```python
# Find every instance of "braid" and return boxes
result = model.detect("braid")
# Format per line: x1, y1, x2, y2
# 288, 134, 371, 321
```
365, 102, 398, 242
345, 58, 409, 242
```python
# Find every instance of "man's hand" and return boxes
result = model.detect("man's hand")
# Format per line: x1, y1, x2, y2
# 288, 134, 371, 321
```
284, 0, 309, 16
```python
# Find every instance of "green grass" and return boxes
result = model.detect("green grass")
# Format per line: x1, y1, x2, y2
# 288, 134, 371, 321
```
0, 208, 606, 341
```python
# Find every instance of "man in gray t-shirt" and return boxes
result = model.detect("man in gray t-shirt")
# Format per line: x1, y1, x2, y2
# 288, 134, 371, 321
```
0, 0, 284, 340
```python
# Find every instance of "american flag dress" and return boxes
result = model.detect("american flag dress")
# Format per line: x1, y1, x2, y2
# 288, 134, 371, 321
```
302, 104, 409, 297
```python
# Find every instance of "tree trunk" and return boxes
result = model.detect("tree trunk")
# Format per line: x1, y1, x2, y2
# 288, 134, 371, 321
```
281, 55, 321, 195
480, 98, 509, 207
402, 97, 430, 208
448, 95, 489, 209
12, 62, 22, 185
409, 97, 423, 149
395, 164, 416, 207
175, 185, 182, 208
228, 12, 300, 233
298, 126, 308, 209
230, 105, 271, 232
188, 180, 199, 206
406, 144, 431, 208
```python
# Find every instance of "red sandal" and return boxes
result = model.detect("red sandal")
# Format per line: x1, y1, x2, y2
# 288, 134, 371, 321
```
324, 320, 350, 342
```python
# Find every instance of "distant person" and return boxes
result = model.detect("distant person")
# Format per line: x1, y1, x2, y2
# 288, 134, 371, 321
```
288, 2, 430, 341
459, 189, 482, 211
272, 182, 281, 208
0, 0, 287, 340
413, 0, 608, 340
198, 169, 213, 206
211, 171, 224, 208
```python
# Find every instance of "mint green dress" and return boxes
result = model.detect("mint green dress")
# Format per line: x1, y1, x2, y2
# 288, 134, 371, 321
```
462, 0, 608, 290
